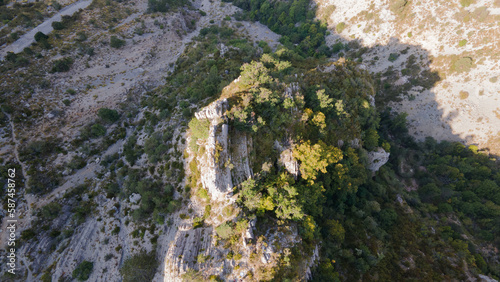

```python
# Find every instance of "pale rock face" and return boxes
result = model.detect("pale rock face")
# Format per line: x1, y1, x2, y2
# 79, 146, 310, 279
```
478, 274, 498, 282
280, 149, 299, 178
284, 82, 299, 99
368, 95, 376, 107
218, 43, 229, 58
304, 245, 320, 280
195, 99, 234, 201
350, 138, 361, 148
164, 227, 226, 282
129, 193, 141, 204
274, 140, 299, 178
194, 98, 228, 121
367, 147, 390, 172
230, 133, 253, 186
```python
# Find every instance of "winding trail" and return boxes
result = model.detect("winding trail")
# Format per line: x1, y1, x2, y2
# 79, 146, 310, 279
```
0, 0, 92, 59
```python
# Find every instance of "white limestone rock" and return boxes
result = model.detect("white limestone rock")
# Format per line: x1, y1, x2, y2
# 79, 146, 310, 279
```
274, 140, 299, 178
129, 193, 141, 204
195, 99, 233, 201
194, 99, 228, 120
367, 147, 390, 172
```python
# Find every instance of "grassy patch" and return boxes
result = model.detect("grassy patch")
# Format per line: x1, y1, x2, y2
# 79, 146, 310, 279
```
451, 56, 473, 73
460, 0, 474, 7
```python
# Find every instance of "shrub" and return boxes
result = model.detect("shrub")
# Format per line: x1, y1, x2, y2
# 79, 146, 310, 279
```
458, 39, 467, 47
90, 124, 106, 137
51, 57, 73, 73
98, 108, 120, 123
34, 31, 49, 42
336, 22, 346, 33
388, 53, 399, 62
66, 88, 76, 95
76, 31, 87, 41
40, 202, 62, 220
72, 261, 93, 281
188, 118, 211, 150
52, 1, 62, 10
215, 222, 233, 239
21, 228, 36, 241
110, 36, 126, 48
459, 91, 469, 100
10, 32, 19, 40
331, 42, 344, 53
120, 252, 158, 282
52, 21, 65, 30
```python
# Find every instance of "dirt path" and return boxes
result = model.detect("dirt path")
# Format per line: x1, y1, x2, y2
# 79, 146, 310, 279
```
0, 0, 92, 58
0, 111, 32, 247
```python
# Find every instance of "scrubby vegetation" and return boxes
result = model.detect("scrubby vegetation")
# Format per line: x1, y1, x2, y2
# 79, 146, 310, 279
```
120, 252, 158, 282
185, 47, 499, 280
72, 261, 94, 281
147, 0, 189, 13
229, 0, 331, 57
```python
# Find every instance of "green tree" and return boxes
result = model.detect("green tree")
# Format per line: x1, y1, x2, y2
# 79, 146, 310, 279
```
265, 173, 303, 220
51, 21, 65, 30
98, 108, 120, 123
325, 219, 345, 242
34, 31, 48, 42
293, 140, 343, 183
316, 89, 333, 110
239, 61, 271, 87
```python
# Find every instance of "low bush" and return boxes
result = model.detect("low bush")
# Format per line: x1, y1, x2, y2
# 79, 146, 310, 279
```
72, 261, 93, 281
51, 21, 65, 30
98, 108, 120, 123
110, 36, 125, 48
120, 251, 158, 282
336, 22, 346, 33
215, 222, 233, 239
51, 57, 73, 73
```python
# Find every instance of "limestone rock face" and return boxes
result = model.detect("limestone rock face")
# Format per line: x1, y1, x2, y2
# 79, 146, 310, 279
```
367, 147, 390, 172
304, 245, 320, 280
194, 98, 228, 121
230, 133, 253, 186
195, 99, 234, 201
274, 140, 299, 178
164, 227, 228, 282
280, 149, 299, 178
129, 193, 141, 204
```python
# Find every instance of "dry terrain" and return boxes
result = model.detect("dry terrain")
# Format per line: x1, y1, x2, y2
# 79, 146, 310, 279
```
317, 0, 500, 154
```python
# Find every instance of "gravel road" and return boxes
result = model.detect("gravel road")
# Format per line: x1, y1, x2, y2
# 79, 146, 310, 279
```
0, 0, 92, 59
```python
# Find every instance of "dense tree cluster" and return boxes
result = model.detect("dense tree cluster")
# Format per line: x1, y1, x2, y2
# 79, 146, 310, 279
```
229, 0, 331, 57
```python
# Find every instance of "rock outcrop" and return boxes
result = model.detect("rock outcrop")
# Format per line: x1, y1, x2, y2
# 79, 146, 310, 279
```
367, 147, 390, 172
274, 140, 300, 178
164, 227, 228, 281
195, 99, 234, 201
